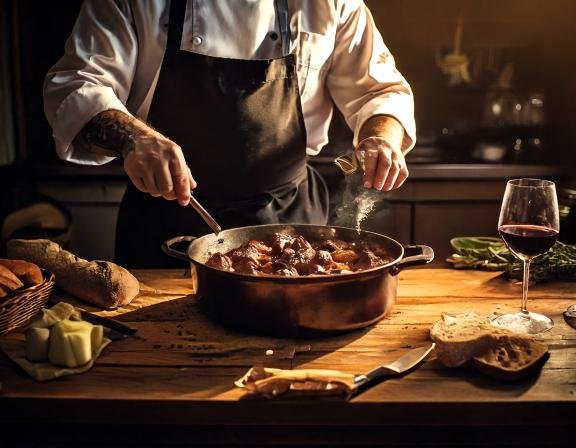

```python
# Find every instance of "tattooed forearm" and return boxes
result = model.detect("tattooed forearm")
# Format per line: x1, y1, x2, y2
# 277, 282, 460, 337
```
79, 109, 139, 157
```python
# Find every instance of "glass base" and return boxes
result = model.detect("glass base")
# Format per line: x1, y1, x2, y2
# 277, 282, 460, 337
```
491, 311, 554, 335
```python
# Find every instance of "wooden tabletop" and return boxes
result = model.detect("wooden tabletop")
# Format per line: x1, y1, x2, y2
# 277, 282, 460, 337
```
1, 268, 575, 445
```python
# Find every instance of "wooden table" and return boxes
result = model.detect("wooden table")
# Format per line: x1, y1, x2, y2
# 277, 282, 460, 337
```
1, 269, 575, 447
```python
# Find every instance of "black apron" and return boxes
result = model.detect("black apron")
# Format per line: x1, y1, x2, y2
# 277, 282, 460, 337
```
115, 0, 328, 268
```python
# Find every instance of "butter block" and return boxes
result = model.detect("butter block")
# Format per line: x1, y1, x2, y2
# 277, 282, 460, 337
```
28, 302, 76, 329
25, 327, 50, 362
48, 319, 104, 368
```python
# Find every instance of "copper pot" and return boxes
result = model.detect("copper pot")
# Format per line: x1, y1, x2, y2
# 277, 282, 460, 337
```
162, 224, 433, 337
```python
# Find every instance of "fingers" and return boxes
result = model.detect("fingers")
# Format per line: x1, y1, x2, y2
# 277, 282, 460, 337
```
169, 156, 192, 206
155, 162, 176, 201
361, 148, 380, 189
356, 137, 408, 191
124, 136, 197, 204
188, 166, 197, 190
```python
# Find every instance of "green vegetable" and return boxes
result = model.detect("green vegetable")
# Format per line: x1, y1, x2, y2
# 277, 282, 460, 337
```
447, 237, 576, 282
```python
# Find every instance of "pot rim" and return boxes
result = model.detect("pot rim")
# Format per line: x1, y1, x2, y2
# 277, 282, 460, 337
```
186, 223, 405, 283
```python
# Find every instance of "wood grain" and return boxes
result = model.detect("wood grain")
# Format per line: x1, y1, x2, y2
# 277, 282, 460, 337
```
0, 268, 574, 430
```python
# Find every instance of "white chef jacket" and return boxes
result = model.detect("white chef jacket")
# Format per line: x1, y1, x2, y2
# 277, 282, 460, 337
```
44, 0, 416, 165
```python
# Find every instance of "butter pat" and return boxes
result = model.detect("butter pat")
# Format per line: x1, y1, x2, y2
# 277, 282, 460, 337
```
25, 327, 51, 362
48, 320, 104, 368
28, 302, 76, 329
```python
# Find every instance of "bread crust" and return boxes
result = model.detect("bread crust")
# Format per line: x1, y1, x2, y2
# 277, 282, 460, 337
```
0, 259, 43, 286
0, 264, 25, 291
430, 312, 548, 380
472, 337, 549, 381
7, 239, 139, 309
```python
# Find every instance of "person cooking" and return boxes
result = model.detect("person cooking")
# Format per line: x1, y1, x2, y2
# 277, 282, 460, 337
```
43, 0, 416, 268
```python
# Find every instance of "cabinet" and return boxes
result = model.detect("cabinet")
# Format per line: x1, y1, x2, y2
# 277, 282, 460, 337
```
36, 163, 566, 265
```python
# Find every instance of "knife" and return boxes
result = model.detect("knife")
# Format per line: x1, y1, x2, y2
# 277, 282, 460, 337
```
46, 300, 139, 341
77, 308, 139, 340
348, 342, 436, 399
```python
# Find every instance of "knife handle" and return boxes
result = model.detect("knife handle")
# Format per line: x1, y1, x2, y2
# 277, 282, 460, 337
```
79, 310, 138, 336
354, 366, 397, 387
348, 367, 398, 400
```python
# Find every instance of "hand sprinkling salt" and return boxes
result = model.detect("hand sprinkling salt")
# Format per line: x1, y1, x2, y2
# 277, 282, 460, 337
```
333, 173, 382, 233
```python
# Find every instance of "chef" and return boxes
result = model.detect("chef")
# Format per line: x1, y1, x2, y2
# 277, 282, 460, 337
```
43, 0, 416, 268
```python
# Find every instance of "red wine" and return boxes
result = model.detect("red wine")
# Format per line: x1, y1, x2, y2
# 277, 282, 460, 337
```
498, 224, 558, 257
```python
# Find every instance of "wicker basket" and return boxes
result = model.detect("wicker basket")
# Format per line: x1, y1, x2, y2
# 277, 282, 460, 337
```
0, 269, 55, 335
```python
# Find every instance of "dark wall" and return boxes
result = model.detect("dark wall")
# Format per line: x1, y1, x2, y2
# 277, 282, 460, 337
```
10, 0, 82, 163
366, 0, 576, 164
8, 0, 576, 166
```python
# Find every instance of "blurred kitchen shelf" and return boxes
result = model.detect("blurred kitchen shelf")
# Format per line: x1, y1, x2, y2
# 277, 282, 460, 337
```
312, 156, 569, 180
31, 159, 570, 263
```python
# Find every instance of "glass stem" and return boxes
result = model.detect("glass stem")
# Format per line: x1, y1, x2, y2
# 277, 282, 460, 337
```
521, 257, 531, 314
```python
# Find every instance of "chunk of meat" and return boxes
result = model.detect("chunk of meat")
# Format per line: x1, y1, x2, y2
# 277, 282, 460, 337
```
271, 233, 294, 254
234, 257, 260, 275
290, 235, 313, 251
313, 250, 333, 267
205, 232, 392, 276
279, 247, 297, 264
260, 262, 275, 274
246, 240, 273, 254
332, 249, 359, 263
247, 240, 273, 263
229, 245, 260, 264
354, 249, 385, 271
271, 260, 298, 276
293, 247, 318, 275
318, 239, 344, 252
206, 253, 234, 271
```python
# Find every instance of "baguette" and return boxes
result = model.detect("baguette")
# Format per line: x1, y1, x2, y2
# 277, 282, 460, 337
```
7, 239, 139, 309
430, 312, 548, 380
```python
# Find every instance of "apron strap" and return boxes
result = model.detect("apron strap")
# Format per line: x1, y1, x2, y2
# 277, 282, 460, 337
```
274, 0, 291, 56
166, 0, 187, 53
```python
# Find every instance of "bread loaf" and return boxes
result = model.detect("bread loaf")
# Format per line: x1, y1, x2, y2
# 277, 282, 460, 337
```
0, 264, 25, 295
0, 259, 43, 286
430, 312, 548, 380
7, 239, 139, 309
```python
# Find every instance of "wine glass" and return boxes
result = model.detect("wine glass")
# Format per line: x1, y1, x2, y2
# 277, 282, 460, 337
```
492, 178, 560, 334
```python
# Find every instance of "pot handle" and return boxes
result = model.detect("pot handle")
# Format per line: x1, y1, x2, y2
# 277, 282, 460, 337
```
392, 245, 434, 275
161, 236, 197, 262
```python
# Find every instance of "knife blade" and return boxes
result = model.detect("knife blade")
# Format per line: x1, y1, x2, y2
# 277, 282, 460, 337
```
46, 299, 139, 341
77, 308, 139, 340
348, 342, 435, 399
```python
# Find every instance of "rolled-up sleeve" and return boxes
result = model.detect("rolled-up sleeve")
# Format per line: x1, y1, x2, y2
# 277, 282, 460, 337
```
43, 0, 137, 164
327, 1, 416, 151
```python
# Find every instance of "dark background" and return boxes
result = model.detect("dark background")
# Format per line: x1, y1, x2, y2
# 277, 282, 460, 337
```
3, 0, 576, 167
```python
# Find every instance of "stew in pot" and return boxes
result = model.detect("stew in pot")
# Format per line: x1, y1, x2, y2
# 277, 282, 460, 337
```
205, 232, 393, 276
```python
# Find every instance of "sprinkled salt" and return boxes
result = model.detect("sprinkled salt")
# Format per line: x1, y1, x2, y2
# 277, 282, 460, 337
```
354, 191, 377, 233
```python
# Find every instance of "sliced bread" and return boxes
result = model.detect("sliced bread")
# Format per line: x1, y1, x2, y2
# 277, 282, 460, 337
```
430, 312, 514, 367
430, 312, 548, 380
472, 337, 549, 381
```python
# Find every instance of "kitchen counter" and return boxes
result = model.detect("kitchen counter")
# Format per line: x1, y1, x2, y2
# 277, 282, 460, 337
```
0, 268, 574, 447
